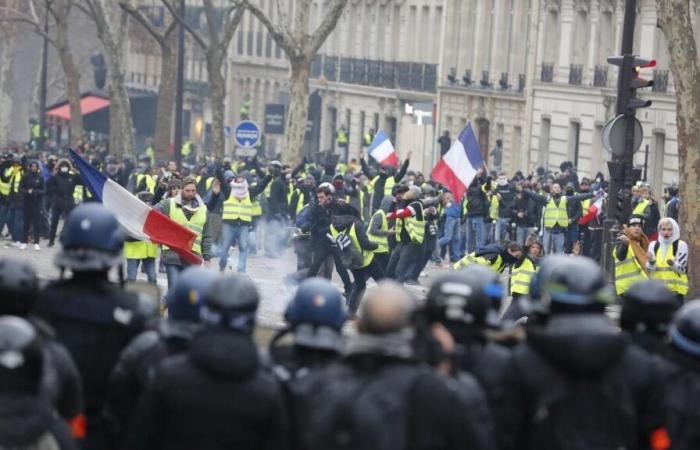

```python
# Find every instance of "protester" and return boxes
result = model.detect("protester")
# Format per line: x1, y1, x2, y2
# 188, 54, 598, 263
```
646, 217, 689, 302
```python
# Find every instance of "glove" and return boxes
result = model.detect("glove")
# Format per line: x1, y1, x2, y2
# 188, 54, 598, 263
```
336, 234, 352, 251
428, 224, 437, 236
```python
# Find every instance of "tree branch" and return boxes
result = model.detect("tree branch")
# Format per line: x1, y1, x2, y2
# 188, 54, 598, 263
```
245, 0, 297, 58
308, 0, 347, 56
220, 1, 245, 51
201, 0, 220, 46
119, 1, 165, 47
0, 8, 60, 48
159, 0, 208, 49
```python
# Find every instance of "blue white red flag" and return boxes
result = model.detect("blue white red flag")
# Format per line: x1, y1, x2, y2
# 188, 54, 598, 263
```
431, 122, 484, 200
368, 130, 399, 167
69, 149, 202, 265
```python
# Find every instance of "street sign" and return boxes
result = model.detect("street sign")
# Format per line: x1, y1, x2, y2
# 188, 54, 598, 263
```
264, 104, 285, 134
234, 120, 261, 148
602, 114, 643, 157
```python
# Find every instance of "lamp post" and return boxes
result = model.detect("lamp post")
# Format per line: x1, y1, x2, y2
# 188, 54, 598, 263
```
173, 0, 186, 169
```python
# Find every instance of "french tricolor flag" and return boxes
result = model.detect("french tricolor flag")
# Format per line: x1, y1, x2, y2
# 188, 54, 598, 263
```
431, 122, 484, 201
368, 130, 399, 167
579, 191, 605, 225
69, 150, 202, 265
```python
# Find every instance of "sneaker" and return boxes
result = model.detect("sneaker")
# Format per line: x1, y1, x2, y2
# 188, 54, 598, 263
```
18, 243, 27, 250
11, 241, 20, 248
34, 244, 40, 251
420, 271, 429, 277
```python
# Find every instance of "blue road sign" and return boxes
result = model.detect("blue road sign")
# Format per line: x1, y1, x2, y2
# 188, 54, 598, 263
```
234, 120, 261, 148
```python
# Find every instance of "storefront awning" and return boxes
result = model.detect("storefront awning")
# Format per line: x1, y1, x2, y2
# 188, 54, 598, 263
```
46, 95, 110, 121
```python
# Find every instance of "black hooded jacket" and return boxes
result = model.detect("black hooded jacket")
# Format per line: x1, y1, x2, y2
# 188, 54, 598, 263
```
508, 314, 663, 450
0, 395, 77, 450
127, 329, 288, 450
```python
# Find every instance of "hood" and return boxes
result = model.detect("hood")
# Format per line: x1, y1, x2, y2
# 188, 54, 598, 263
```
379, 195, 394, 213
657, 217, 680, 244
189, 329, 259, 379
230, 179, 249, 199
527, 314, 627, 376
330, 214, 356, 231
54, 158, 74, 174
173, 192, 205, 211
0, 396, 54, 447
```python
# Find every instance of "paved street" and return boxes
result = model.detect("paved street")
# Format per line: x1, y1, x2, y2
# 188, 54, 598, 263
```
0, 240, 434, 328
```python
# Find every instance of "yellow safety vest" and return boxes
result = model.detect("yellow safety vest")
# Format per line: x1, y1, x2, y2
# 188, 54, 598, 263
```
346, 191, 366, 222
145, 146, 155, 166
651, 243, 689, 296
633, 199, 650, 216
337, 130, 348, 145
251, 198, 262, 217
294, 190, 307, 215
543, 196, 568, 229
510, 257, 537, 296
330, 223, 374, 269
124, 240, 158, 260
137, 174, 156, 194
453, 252, 505, 273
0, 168, 13, 196
168, 199, 207, 255
489, 194, 499, 220
195, 176, 214, 191
182, 141, 192, 156
613, 245, 648, 295
222, 195, 253, 222
368, 209, 389, 254
397, 214, 424, 244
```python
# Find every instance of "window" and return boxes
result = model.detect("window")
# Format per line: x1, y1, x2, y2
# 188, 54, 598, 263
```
569, 121, 581, 168
651, 132, 666, 196
544, 9, 559, 64
592, 124, 604, 174
538, 117, 551, 167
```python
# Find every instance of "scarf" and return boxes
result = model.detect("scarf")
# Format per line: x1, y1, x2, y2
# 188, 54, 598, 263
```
230, 179, 249, 199
624, 226, 650, 273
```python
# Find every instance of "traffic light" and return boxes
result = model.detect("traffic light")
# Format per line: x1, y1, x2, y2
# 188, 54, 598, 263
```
613, 189, 632, 223
607, 55, 655, 115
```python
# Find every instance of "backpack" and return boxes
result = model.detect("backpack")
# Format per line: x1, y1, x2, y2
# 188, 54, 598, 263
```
335, 232, 364, 270
300, 363, 426, 450
517, 352, 637, 450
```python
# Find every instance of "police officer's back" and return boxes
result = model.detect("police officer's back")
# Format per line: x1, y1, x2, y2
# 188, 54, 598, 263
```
126, 274, 288, 450
425, 266, 515, 450
34, 204, 156, 449
106, 266, 217, 444
508, 255, 663, 450
0, 316, 77, 450
299, 281, 493, 450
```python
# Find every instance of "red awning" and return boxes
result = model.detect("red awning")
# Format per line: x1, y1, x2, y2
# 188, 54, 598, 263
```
46, 95, 110, 121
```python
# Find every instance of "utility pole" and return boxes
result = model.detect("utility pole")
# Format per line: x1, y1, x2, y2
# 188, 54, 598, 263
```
38, 0, 50, 151
173, 0, 186, 169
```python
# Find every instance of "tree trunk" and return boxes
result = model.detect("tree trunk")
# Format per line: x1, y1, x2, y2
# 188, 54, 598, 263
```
657, 0, 700, 297
106, 46, 134, 157
285, 58, 311, 164
55, 15, 84, 147
154, 35, 176, 162
207, 54, 226, 158
0, 19, 18, 147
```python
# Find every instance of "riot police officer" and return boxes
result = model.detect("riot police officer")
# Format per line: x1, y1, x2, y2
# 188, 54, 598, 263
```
34, 204, 156, 450
425, 266, 515, 450
0, 316, 77, 450
508, 255, 663, 450
106, 266, 218, 444
127, 274, 288, 450
0, 257, 83, 428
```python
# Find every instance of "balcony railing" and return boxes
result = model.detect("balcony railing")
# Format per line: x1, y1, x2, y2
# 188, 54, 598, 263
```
498, 72, 509, 90
594, 65, 608, 87
312, 54, 438, 93
480, 70, 492, 88
569, 64, 583, 85
541, 62, 554, 82
652, 69, 669, 93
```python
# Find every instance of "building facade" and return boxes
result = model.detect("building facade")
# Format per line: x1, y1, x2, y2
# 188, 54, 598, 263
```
125, 0, 697, 193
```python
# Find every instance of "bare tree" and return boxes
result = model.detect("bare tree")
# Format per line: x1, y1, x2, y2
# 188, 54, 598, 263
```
45, 0, 83, 147
0, 0, 19, 146
161, 0, 244, 158
76, 0, 134, 156
245, 0, 348, 163
656, 0, 700, 296
120, 0, 178, 162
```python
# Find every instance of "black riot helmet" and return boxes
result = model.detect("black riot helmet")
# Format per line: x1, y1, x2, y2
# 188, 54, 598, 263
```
0, 316, 43, 394
536, 255, 613, 314
425, 265, 503, 330
670, 300, 700, 359
200, 274, 259, 334
0, 257, 39, 316
620, 280, 680, 336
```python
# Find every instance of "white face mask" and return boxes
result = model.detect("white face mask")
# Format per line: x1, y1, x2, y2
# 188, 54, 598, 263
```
60, 166, 68, 173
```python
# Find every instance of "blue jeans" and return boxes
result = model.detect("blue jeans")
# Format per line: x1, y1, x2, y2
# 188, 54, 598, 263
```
7, 207, 23, 242
543, 228, 565, 254
494, 218, 511, 244
464, 216, 485, 254
566, 222, 579, 253
437, 215, 462, 262
126, 258, 157, 283
219, 222, 250, 272
516, 226, 537, 244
